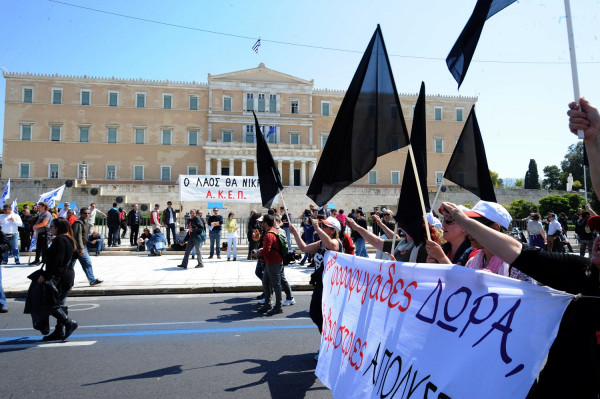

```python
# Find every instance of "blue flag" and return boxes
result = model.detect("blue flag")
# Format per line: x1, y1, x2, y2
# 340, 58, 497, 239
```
0, 179, 10, 208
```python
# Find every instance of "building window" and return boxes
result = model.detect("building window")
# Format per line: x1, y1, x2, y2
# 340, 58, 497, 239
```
290, 133, 300, 145
434, 106, 443, 121
135, 128, 145, 144
20, 125, 32, 141
435, 172, 444, 186
222, 131, 232, 142
391, 171, 400, 185
163, 94, 172, 109
269, 94, 277, 112
23, 87, 33, 103
106, 165, 117, 180
368, 171, 377, 185
223, 96, 232, 111
108, 91, 119, 107
50, 126, 61, 142
188, 130, 198, 146
107, 128, 118, 143
258, 94, 266, 112
136, 93, 146, 108
290, 100, 299, 114
246, 93, 254, 111
434, 138, 444, 153
162, 129, 172, 145
245, 125, 255, 143
134, 165, 144, 181
48, 164, 59, 179
52, 88, 62, 104
187, 166, 198, 175
321, 101, 330, 116
189, 96, 198, 110
456, 108, 464, 122
81, 90, 91, 106
79, 127, 89, 142
161, 166, 171, 181
19, 163, 30, 178
321, 134, 328, 149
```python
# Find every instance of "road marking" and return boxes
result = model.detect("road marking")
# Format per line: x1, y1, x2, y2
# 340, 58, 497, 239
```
68, 303, 100, 311
0, 341, 97, 350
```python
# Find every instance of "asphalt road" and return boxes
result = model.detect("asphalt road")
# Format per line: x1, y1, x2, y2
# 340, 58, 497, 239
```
0, 292, 332, 399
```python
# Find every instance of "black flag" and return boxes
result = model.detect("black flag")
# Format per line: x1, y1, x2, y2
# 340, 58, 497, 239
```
253, 111, 283, 208
307, 25, 410, 205
396, 82, 429, 245
446, 0, 517, 88
444, 106, 496, 202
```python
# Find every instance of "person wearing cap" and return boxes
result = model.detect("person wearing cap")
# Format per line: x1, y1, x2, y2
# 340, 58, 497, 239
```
0, 204, 23, 265
441, 201, 600, 398
207, 208, 224, 259
425, 206, 472, 265
290, 216, 343, 359
546, 213, 563, 252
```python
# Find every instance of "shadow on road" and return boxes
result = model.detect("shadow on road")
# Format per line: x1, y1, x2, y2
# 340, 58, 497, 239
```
217, 353, 328, 398
205, 296, 310, 322
82, 365, 186, 386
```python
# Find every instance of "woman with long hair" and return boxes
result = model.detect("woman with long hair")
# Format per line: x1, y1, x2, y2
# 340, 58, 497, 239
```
38, 217, 79, 341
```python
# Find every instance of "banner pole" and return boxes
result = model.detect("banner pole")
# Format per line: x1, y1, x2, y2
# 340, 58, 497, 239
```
407, 145, 431, 241
430, 179, 445, 215
564, 0, 584, 139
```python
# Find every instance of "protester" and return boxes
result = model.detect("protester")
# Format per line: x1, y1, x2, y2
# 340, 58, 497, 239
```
279, 206, 292, 249
576, 211, 594, 257
106, 203, 120, 247
30, 202, 52, 265
171, 227, 188, 251
0, 228, 11, 313
137, 228, 152, 252
88, 203, 106, 228
18, 208, 33, 252
0, 204, 23, 265
65, 209, 77, 226
425, 207, 472, 265
207, 208, 223, 259
146, 228, 167, 256
546, 213, 563, 252
119, 207, 127, 240
527, 213, 546, 248
177, 209, 205, 269
162, 201, 179, 246
86, 231, 104, 256
351, 209, 369, 257
253, 214, 285, 315
225, 212, 238, 261
247, 210, 260, 260
71, 207, 102, 286
128, 204, 141, 247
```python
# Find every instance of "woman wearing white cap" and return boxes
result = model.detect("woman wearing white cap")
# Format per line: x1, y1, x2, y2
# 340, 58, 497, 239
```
289, 216, 342, 359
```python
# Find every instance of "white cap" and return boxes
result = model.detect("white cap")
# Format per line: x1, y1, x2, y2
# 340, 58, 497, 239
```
322, 216, 341, 232
426, 213, 442, 229
464, 200, 512, 230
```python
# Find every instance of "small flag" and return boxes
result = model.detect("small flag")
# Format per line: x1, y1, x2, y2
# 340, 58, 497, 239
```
266, 126, 275, 139
0, 179, 10, 208
446, 0, 517, 88
253, 112, 283, 208
444, 106, 496, 202
252, 38, 261, 53
29, 233, 37, 252
11, 198, 18, 214
38, 185, 66, 208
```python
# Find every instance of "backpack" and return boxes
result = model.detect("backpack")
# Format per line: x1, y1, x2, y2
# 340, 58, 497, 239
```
267, 230, 290, 264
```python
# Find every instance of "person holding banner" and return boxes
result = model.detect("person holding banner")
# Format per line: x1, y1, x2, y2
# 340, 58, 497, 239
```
441, 200, 600, 398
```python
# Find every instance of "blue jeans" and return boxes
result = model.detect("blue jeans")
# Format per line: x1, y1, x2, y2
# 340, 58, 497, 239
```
87, 239, 104, 254
2, 233, 20, 263
72, 247, 96, 284
0, 264, 6, 309
209, 229, 222, 256
355, 238, 368, 257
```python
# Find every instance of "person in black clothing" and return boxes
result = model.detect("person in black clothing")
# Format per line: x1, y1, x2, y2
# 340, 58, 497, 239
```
441, 201, 599, 398
106, 203, 120, 247
576, 211, 595, 257
247, 210, 260, 260
128, 204, 141, 246
207, 208, 223, 259
31, 202, 52, 265
177, 209, 205, 269
162, 201, 180, 246
37, 218, 79, 341
557, 211, 574, 252
18, 208, 33, 252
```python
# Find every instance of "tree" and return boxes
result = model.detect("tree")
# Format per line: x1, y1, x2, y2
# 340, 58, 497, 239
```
515, 179, 524, 188
497, 178, 504, 188
573, 180, 582, 190
560, 142, 584, 187
542, 165, 563, 190
508, 199, 537, 219
524, 159, 540, 189
489, 170, 499, 187
537, 193, 584, 217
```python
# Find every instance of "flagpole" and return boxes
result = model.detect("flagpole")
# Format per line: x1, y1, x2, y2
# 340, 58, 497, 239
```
564, 0, 584, 139
430, 179, 445, 215
407, 145, 431, 241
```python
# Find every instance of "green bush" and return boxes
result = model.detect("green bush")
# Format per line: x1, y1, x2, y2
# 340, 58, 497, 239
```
508, 199, 537, 219
537, 194, 584, 216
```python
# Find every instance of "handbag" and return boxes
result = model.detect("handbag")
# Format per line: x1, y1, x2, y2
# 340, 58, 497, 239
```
252, 228, 261, 242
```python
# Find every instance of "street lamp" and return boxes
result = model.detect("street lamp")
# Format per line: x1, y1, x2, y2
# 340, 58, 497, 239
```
81, 161, 87, 185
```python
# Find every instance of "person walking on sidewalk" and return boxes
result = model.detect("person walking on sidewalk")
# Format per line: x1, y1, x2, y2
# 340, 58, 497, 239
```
253, 214, 284, 315
71, 207, 102, 286
225, 212, 238, 261
177, 209, 206, 269
207, 208, 223, 259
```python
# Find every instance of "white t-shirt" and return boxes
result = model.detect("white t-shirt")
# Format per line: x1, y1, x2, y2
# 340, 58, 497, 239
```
547, 219, 562, 236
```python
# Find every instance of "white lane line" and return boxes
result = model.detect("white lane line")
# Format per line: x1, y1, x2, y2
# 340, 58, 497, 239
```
0, 341, 97, 350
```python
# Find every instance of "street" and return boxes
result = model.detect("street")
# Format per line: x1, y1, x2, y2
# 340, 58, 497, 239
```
0, 292, 332, 399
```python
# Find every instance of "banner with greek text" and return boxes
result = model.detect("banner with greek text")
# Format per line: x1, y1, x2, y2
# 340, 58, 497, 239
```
315, 252, 572, 399
178, 175, 277, 203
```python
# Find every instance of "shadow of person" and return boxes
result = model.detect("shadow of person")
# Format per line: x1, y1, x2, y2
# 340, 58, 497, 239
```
216, 353, 329, 399
82, 365, 186, 386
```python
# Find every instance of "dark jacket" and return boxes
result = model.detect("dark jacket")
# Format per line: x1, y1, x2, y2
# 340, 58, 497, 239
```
187, 215, 206, 243
247, 213, 260, 237
107, 207, 120, 228
127, 209, 141, 226
0, 230, 10, 254
351, 217, 368, 241
162, 207, 179, 225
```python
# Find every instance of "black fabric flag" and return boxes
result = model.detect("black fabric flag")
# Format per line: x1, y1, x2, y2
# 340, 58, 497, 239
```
446, 0, 517, 88
307, 25, 410, 205
396, 82, 429, 246
444, 106, 496, 202
253, 111, 283, 208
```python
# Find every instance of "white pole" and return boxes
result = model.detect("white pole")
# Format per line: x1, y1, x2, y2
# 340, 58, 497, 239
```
430, 179, 445, 215
564, 0, 584, 139
407, 145, 431, 241
583, 165, 588, 203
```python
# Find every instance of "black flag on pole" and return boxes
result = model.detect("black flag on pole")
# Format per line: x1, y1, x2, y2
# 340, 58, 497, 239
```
307, 25, 410, 205
253, 111, 283, 208
444, 106, 496, 202
396, 82, 429, 245
446, 0, 517, 88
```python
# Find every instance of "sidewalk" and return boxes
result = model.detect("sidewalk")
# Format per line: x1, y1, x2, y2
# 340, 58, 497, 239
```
1, 252, 317, 298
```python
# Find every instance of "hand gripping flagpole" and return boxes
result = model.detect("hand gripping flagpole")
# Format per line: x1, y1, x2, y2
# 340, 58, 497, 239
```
407, 145, 431, 241
564, 0, 584, 139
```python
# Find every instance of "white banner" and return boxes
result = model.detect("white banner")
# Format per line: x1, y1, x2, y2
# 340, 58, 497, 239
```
179, 175, 275, 203
316, 252, 572, 399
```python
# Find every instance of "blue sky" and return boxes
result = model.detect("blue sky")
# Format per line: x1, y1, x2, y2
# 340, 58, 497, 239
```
1, 0, 599, 181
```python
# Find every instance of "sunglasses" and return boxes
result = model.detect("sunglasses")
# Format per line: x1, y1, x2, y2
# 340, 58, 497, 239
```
319, 223, 332, 229
442, 218, 455, 225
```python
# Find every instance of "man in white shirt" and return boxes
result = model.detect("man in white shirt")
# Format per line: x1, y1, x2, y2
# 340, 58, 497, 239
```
88, 203, 107, 227
57, 202, 71, 218
546, 213, 563, 252
0, 204, 23, 265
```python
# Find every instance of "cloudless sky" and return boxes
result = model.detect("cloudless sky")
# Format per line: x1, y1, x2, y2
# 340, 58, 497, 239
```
1, 0, 599, 182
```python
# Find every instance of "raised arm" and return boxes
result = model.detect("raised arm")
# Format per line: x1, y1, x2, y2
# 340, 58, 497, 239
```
346, 217, 384, 251
289, 223, 320, 254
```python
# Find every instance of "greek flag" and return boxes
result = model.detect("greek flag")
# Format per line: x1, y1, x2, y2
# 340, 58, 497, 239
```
252, 38, 261, 53
38, 184, 66, 208
0, 179, 10, 208
266, 126, 275, 139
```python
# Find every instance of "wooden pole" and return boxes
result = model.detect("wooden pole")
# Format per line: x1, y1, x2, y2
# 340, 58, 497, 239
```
407, 145, 431, 241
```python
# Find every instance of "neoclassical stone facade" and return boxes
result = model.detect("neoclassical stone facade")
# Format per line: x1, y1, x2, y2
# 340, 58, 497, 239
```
2, 64, 477, 191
